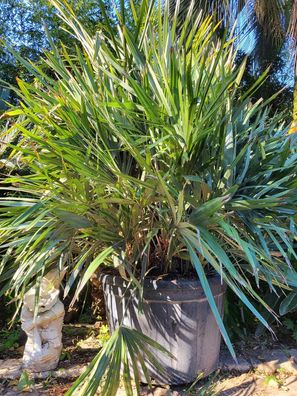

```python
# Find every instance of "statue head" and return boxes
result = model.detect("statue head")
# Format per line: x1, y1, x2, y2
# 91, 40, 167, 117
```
23, 269, 65, 313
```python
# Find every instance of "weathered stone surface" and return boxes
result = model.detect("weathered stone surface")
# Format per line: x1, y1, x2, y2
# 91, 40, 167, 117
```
0, 358, 22, 379
219, 351, 252, 372
219, 348, 297, 375
255, 350, 297, 374
54, 365, 85, 378
116, 387, 184, 396
217, 373, 297, 396
0, 358, 85, 380
21, 269, 65, 373
288, 348, 297, 359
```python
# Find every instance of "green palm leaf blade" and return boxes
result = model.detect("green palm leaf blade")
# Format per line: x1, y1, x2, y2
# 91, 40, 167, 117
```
66, 326, 172, 396
279, 291, 297, 316
0, 0, 297, 395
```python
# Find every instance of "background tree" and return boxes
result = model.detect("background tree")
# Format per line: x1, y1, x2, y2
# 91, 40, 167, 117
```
0, 0, 113, 104
172, 0, 296, 118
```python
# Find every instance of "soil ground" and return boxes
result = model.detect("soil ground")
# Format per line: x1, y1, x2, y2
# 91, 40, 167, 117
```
1, 323, 297, 395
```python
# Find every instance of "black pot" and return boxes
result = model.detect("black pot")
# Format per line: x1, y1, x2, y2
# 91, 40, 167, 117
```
101, 273, 226, 385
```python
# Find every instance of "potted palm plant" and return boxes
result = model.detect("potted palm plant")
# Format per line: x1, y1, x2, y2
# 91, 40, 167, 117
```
1, 0, 297, 394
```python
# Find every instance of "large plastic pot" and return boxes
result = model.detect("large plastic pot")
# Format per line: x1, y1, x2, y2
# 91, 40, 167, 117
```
101, 273, 226, 385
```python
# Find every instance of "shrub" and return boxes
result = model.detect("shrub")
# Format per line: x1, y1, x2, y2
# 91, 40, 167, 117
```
1, 0, 297, 394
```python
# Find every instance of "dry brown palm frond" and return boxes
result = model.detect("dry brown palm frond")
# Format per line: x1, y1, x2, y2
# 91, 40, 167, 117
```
288, 0, 297, 43
288, 0, 297, 72
254, 0, 286, 43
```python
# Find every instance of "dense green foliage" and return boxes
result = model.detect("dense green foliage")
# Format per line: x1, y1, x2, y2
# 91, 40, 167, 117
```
1, 0, 297, 394
1, 0, 294, 111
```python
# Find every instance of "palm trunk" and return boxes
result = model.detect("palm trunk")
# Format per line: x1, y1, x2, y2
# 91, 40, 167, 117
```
89, 270, 106, 320
289, 77, 297, 134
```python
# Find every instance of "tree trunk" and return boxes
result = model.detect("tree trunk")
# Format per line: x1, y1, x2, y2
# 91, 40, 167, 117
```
289, 76, 297, 134
89, 270, 106, 320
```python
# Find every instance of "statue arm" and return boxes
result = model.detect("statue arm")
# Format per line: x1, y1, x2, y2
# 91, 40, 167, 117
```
21, 307, 34, 332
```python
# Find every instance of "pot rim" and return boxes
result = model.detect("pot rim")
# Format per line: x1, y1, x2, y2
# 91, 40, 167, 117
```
100, 270, 226, 292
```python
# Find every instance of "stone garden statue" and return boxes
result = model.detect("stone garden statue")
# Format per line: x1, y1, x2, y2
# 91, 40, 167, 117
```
21, 269, 65, 372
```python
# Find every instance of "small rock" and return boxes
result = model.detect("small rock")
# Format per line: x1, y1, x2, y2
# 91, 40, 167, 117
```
0, 359, 22, 379
219, 352, 252, 372
143, 386, 171, 396
54, 365, 85, 378
279, 358, 297, 375
288, 349, 297, 361
255, 350, 297, 375
257, 360, 279, 374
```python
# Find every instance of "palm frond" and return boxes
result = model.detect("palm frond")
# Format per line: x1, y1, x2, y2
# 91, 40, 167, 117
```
0, 1, 297, 394
66, 326, 172, 396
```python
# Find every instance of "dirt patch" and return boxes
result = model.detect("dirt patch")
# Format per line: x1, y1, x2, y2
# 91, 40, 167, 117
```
216, 372, 297, 396
1, 324, 297, 395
